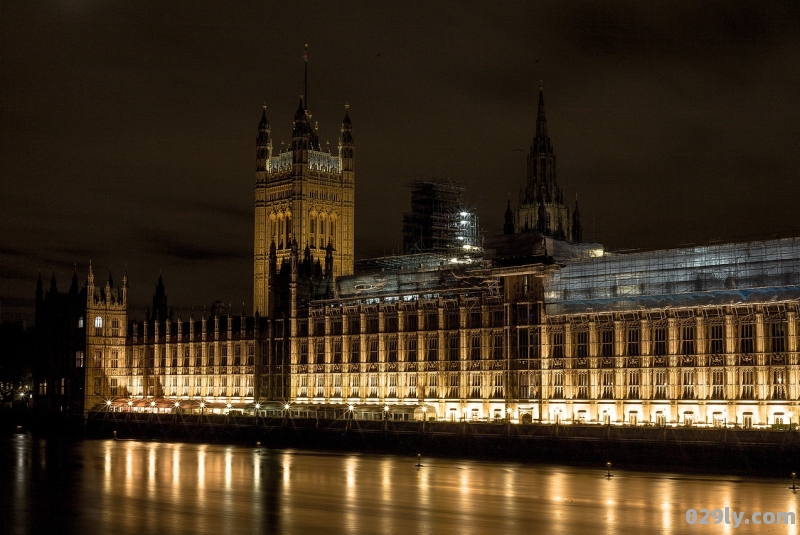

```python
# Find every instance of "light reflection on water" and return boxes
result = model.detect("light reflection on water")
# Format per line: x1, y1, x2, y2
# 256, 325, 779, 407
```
3, 434, 800, 534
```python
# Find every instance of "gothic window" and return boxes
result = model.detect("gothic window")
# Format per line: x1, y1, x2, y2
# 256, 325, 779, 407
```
247, 345, 255, 366
709, 324, 724, 354
653, 326, 667, 356
773, 369, 787, 400
111, 350, 118, 368
448, 335, 459, 361
628, 370, 640, 399
741, 370, 755, 399
350, 375, 359, 397
770, 321, 787, 353
711, 369, 724, 399
575, 330, 588, 358
428, 374, 438, 398
426, 313, 438, 330
551, 331, 564, 358
493, 373, 504, 398
602, 371, 614, 399
349, 339, 360, 364
220, 346, 227, 367
369, 339, 378, 363
576, 371, 588, 399
448, 374, 459, 398
388, 374, 397, 398
470, 334, 481, 360
388, 338, 398, 363
627, 327, 639, 356
682, 370, 695, 399
234, 345, 242, 366
333, 375, 342, 397
316, 341, 325, 364
470, 374, 481, 398
552, 372, 564, 399
349, 316, 360, 335
94, 316, 103, 336
407, 337, 417, 362
299, 342, 308, 365
316, 376, 325, 397
681, 326, 695, 355
333, 340, 342, 364
407, 375, 417, 397
446, 312, 459, 330
601, 328, 614, 357
654, 370, 667, 399
494, 333, 504, 360
427, 337, 438, 361
739, 323, 755, 354
470, 311, 482, 329
78, 316, 84, 329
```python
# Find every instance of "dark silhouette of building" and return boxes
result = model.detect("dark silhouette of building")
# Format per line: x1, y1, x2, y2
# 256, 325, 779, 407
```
33, 270, 86, 412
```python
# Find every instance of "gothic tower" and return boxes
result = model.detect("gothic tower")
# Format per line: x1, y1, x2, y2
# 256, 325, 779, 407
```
84, 262, 129, 409
513, 87, 579, 242
253, 55, 355, 316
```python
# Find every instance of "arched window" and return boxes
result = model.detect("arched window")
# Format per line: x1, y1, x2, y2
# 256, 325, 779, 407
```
94, 316, 103, 337
78, 316, 84, 329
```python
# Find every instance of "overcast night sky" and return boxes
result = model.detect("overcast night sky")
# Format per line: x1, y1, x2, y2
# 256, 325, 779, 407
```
2, 1, 800, 321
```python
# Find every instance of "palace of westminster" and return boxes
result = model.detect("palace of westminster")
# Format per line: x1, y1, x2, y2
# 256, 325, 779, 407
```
33, 77, 800, 430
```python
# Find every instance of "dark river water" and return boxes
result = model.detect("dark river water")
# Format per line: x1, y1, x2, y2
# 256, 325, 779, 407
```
2, 435, 798, 534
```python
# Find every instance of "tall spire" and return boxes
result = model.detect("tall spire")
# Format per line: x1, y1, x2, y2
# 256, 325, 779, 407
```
535, 86, 548, 140
303, 43, 309, 112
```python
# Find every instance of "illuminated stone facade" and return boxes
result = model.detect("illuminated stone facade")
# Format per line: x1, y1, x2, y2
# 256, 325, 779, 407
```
76, 89, 800, 428
253, 100, 355, 317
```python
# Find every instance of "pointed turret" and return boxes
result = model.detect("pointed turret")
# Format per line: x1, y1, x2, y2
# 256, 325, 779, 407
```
338, 103, 354, 175
572, 199, 583, 243
292, 98, 312, 167
503, 199, 515, 235
87, 261, 95, 305
152, 274, 168, 323
69, 268, 79, 296
535, 87, 548, 140
256, 106, 272, 172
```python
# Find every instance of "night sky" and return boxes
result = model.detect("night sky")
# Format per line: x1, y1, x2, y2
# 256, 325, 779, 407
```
2, 1, 800, 321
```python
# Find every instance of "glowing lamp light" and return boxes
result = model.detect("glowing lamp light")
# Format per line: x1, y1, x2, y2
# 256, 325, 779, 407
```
150, 401, 156, 407
384, 405, 390, 412
422, 406, 427, 413
174, 402, 180, 408
255, 403, 261, 410
199, 402, 206, 408
127, 401, 133, 407
284, 404, 291, 410
506, 407, 512, 414
226, 403, 232, 409
106, 400, 112, 406
348, 404, 355, 411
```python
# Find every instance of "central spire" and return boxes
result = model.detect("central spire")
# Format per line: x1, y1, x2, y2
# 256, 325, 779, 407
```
303, 44, 309, 112
535, 86, 548, 139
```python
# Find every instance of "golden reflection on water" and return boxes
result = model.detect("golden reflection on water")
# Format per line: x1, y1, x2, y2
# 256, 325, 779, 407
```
6, 437, 800, 534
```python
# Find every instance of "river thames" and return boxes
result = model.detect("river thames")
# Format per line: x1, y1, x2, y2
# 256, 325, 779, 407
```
2, 435, 798, 534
